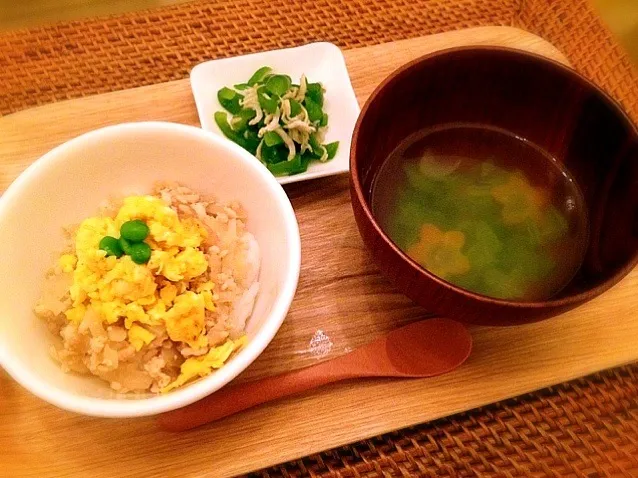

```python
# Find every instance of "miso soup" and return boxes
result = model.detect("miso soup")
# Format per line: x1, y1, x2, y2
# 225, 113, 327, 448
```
371, 124, 589, 301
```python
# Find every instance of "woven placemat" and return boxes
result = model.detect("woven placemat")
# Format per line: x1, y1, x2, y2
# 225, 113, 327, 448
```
253, 366, 638, 477
0, 0, 636, 122
1, 0, 637, 476
0, 0, 537, 116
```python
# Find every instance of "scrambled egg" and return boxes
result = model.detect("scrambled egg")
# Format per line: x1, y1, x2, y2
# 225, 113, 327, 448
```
60, 195, 242, 391
161, 336, 247, 393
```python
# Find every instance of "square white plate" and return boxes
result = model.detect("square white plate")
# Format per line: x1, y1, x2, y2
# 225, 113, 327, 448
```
190, 42, 360, 185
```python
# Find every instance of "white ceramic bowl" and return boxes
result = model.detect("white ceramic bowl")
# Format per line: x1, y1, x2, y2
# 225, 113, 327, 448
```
190, 42, 361, 185
0, 122, 301, 417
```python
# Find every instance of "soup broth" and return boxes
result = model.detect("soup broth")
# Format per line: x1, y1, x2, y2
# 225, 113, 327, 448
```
371, 124, 589, 301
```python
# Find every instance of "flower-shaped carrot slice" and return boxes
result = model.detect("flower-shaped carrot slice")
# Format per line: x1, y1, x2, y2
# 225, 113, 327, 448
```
407, 224, 470, 279
491, 171, 547, 225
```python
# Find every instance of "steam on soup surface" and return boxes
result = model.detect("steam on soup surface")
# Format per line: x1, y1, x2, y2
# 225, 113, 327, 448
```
371, 124, 589, 301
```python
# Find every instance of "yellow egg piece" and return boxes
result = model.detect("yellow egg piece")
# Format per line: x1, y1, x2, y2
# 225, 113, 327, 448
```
64, 304, 86, 323
128, 325, 156, 351
58, 254, 77, 273
159, 284, 178, 305
161, 337, 246, 393
75, 217, 118, 261
164, 291, 205, 347
148, 247, 208, 282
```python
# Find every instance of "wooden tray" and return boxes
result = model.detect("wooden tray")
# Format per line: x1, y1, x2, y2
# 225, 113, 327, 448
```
1, 27, 637, 478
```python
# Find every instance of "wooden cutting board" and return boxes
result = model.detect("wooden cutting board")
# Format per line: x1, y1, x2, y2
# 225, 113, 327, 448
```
1, 27, 637, 478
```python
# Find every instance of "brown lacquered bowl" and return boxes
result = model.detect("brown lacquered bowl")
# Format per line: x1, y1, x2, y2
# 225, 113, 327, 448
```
350, 47, 638, 326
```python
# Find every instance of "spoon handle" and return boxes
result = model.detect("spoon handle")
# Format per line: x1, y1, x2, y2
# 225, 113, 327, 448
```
157, 358, 353, 431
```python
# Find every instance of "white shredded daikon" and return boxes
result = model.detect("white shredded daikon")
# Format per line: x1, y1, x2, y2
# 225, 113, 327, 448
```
274, 127, 296, 161
295, 74, 308, 102
258, 108, 282, 137
240, 86, 263, 126
255, 139, 265, 162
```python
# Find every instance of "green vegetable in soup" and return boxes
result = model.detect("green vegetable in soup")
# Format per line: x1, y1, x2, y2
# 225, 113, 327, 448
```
372, 125, 587, 302
461, 221, 502, 271
481, 268, 527, 300
539, 205, 569, 243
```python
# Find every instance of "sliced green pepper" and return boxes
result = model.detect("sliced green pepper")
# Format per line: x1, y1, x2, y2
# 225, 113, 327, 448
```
308, 134, 323, 158
231, 108, 257, 132
243, 129, 260, 154
264, 130, 284, 147
257, 86, 280, 115
306, 83, 324, 106
320, 112, 329, 127
217, 87, 242, 114
247, 66, 272, 86
304, 96, 323, 123
296, 153, 313, 173
266, 75, 292, 96
325, 141, 339, 160
234, 83, 250, 90
289, 99, 303, 117
215, 111, 248, 149
261, 143, 288, 164
268, 154, 305, 176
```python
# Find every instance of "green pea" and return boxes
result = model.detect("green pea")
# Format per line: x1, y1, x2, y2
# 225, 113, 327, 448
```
129, 242, 152, 264
120, 220, 149, 242
119, 236, 133, 255
99, 236, 124, 258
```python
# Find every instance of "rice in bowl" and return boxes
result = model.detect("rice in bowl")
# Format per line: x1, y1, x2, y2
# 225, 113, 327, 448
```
34, 183, 260, 394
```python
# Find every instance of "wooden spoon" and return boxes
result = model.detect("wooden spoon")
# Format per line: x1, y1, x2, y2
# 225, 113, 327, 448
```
157, 318, 472, 431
